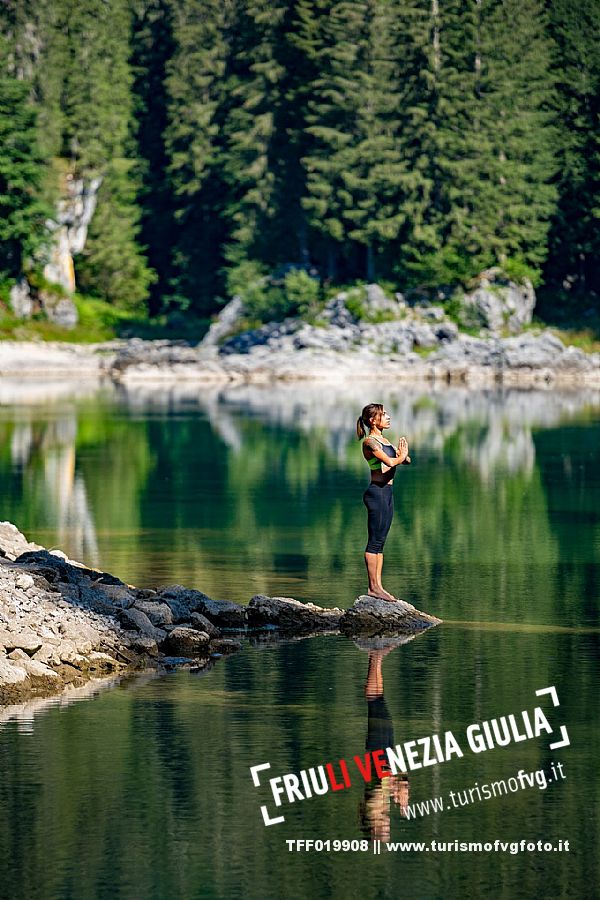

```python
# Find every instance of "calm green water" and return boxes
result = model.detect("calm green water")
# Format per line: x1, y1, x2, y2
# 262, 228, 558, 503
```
0, 382, 599, 900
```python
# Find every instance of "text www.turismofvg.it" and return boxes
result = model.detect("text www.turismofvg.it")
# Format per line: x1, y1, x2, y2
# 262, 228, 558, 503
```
402, 760, 566, 820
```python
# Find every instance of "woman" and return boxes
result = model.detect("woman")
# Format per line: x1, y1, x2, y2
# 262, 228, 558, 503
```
356, 403, 410, 602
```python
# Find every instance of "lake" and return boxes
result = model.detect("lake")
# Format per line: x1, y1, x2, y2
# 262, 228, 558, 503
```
0, 381, 598, 899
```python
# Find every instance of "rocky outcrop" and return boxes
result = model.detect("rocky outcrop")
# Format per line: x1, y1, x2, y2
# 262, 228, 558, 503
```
0, 523, 441, 706
44, 174, 103, 297
247, 594, 344, 631
459, 269, 536, 333
340, 596, 442, 636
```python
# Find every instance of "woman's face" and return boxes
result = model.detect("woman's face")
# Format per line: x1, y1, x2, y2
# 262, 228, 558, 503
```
374, 408, 391, 430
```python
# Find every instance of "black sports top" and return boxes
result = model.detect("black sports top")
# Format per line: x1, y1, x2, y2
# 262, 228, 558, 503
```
364, 436, 397, 471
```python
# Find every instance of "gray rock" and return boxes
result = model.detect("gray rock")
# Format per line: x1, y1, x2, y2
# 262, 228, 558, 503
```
0, 628, 42, 654
247, 595, 342, 631
163, 627, 210, 657
319, 294, 357, 328
340, 596, 441, 635
9, 279, 33, 318
459, 272, 536, 333
20, 657, 62, 679
118, 607, 166, 643
121, 632, 158, 657
195, 598, 248, 629
157, 585, 215, 622
41, 294, 78, 329
0, 657, 29, 685
197, 295, 244, 356
190, 612, 221, 637
134, 600, 174, 628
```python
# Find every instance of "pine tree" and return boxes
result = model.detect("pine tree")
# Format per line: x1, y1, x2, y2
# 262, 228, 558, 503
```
544, 0, 600, 297
0, 51, 50, 278
401, 0, 557, 287
76, 158, 156, 308
131, 0, 176, 314
299, 0, 432, 281
221, 0, 288, 268
162, 0, 234, 313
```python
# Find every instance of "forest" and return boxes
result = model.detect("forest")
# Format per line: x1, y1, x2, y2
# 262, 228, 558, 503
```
0, 0, 598, 329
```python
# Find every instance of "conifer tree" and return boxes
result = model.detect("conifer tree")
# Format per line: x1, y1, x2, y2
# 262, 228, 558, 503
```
131, 0, 176, 314
401, 0, 557, 287
0, 49, 50, 278
163, 0, 233, 311
544, 0, 600, 297
221, 0, 287, 269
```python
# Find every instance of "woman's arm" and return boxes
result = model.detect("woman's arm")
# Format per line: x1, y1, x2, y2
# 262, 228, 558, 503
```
363, 437, 405, 468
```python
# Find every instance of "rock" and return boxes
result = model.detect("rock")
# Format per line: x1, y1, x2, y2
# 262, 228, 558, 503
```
194, 598, 248, 629
44, 174, 102, 294
219, 318, 300, 356
0, 628, 42, 654
9, 279, 33, 318
18, 658, 62, 680
93, 583, 135, 608
0, 657, 29, 685
319, 294, 358, 328
156, 585, 214, 622
459, 272, 536, 333
340, 596, 441, 635
247, 595, 342, 631
87, 651, 121, 671
134, 600, 174, 628
0, 522, 43, 560
120, 632, 159, 657
118, 607, 166, 643
40, 292, 78, 329
32, 644, 62, 666
364, 283, 403, 319
197, 295, 245, 356
189, 612, 221, 637
163, 627, 210, 657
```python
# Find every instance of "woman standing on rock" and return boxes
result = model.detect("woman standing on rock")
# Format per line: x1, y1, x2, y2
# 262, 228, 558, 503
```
356, 403, 410, 602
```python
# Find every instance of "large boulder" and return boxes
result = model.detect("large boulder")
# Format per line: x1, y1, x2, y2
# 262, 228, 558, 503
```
9, 279, 33, 318
247, 595, 342, 631
155, 585, 215, 622
195, 597, 248, 629
340, 596, 441, 635
162, 626, 211, 657
459, 270, 536, 333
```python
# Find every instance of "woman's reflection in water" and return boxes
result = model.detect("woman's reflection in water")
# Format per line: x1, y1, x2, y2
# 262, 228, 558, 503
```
358, 641, 409, 842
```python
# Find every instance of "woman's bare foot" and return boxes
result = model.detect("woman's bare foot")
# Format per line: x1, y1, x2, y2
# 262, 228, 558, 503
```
367, 588, 398, 603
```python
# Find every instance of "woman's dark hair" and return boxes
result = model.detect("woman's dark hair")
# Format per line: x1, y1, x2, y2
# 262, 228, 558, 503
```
356, 403, 384, 439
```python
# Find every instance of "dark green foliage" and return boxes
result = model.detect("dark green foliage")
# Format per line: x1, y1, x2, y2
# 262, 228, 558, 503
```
131, 0, 177, 314
543, 0, 600, 299
0, 0, 597, 323
0, 44, 50, 278
75, 159, 157, 310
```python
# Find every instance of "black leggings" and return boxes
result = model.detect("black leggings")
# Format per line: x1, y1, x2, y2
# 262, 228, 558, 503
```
363, 482, 394, 553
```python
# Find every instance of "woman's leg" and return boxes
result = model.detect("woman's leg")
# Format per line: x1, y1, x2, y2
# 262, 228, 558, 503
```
363, 485, 396, 600
378, 490, 397, 600
364, 551, 381, 595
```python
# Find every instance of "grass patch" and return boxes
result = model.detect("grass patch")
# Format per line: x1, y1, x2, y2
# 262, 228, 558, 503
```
0, 294, 211, 343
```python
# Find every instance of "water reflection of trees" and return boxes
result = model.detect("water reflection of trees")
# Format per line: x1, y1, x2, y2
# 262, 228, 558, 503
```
0, 384, 597, 621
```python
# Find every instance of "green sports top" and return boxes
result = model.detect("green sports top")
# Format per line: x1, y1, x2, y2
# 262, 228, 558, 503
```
363, 436, 397, 471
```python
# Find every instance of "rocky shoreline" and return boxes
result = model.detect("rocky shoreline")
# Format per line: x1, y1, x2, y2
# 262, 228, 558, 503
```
0, 523, 440, 707
0, 328, 598, 386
